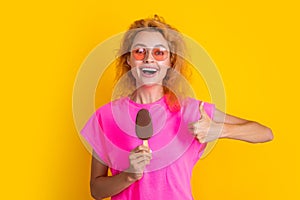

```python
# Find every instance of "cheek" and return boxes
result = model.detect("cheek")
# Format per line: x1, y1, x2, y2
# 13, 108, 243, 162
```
130, 68, 139, 82
160, 60, 171, 70
163, 58, 171, 67
158, 65, 170, 79
128, 57, 141, 69
162, 67, 170, 76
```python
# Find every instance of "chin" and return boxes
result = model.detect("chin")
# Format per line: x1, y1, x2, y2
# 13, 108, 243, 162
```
138, 81, 162, 87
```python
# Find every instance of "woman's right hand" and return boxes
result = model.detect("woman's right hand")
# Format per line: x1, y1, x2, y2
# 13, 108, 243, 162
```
125, 145, 152, 181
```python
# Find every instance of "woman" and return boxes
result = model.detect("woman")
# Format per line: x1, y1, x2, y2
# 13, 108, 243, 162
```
81, 15, 273, 200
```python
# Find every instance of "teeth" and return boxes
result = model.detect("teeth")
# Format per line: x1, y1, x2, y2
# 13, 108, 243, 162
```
142, 68, 157, 72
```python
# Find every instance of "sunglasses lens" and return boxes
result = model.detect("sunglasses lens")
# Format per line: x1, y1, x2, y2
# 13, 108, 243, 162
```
131, 48, 168, 61
132, 48, 146, 60
152, 48, 168, 61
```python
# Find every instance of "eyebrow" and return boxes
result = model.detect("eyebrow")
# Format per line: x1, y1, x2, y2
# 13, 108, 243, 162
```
132, 43, 168, 49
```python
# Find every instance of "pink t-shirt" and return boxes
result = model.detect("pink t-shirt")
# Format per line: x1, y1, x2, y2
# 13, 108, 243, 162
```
81, 96, 215, 200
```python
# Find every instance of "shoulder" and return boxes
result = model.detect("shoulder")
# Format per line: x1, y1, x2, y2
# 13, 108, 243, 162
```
95, 97, 129, 115
181, 97, 214, 109
181, 97, 215, 118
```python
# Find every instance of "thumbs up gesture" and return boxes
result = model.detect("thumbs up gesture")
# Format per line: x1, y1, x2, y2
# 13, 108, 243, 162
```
188, 102, 222, 143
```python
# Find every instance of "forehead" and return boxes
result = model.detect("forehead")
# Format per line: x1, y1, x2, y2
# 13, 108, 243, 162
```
131, 31, 169, 49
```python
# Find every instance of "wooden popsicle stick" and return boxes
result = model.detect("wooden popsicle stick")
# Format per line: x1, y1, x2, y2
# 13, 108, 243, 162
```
143, 140, 149, 147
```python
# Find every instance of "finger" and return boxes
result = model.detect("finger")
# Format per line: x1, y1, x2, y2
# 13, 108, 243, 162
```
134, 155, 151, 163
132, 145, 151, 153
199, 101, 205, 119
130, 152, 146, 160
130, 151, 152, 162
199, 101, 205, 112
188, 127, 197, 134
188, 121, 201, 129
199, 137, 206, 143
199, 101, 208, 120
136, 157, 151, 165
196, 133, 206, 142
131, 155, 152, 169
139, 144, 151, 152
188, 123, 195, 129
188, 127, 201, 135
130, 152, 152, 160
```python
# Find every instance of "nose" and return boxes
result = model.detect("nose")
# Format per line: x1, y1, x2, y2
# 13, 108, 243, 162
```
143, 50, 155, 63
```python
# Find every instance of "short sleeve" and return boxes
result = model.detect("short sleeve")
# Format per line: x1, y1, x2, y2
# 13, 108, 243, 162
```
80, 111, 110, 166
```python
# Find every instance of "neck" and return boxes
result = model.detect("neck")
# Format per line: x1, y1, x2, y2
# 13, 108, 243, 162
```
131, 85, 164, 104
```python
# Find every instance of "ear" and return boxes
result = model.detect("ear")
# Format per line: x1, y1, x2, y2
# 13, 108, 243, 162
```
170, 52, 174, 62
126, 56, 131, 67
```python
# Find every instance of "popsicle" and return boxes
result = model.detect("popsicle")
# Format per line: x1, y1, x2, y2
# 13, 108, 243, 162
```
135, 109, 153, 147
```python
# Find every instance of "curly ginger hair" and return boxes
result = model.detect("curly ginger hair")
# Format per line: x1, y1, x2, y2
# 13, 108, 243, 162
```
114, 15, 190, 112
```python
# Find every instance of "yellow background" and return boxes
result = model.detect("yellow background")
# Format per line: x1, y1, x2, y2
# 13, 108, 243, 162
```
1, 0, 299, 199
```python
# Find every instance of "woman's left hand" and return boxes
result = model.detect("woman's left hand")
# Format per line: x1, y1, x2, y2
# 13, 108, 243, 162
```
188, 102, 222, 143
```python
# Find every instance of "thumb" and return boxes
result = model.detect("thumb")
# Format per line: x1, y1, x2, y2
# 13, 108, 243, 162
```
199, 101, 208, 120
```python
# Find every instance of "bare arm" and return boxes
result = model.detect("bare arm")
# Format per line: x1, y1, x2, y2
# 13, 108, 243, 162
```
214, 109, 274, 143
90, 145, 151, 199
90, 154, 134, 199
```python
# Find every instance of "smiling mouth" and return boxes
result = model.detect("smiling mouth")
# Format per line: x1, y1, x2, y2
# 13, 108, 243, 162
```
141, 67, 158, 75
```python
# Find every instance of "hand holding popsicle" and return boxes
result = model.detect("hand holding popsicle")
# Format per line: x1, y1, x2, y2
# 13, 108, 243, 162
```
126, 145, 152, 181
123, 109, 154, 181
